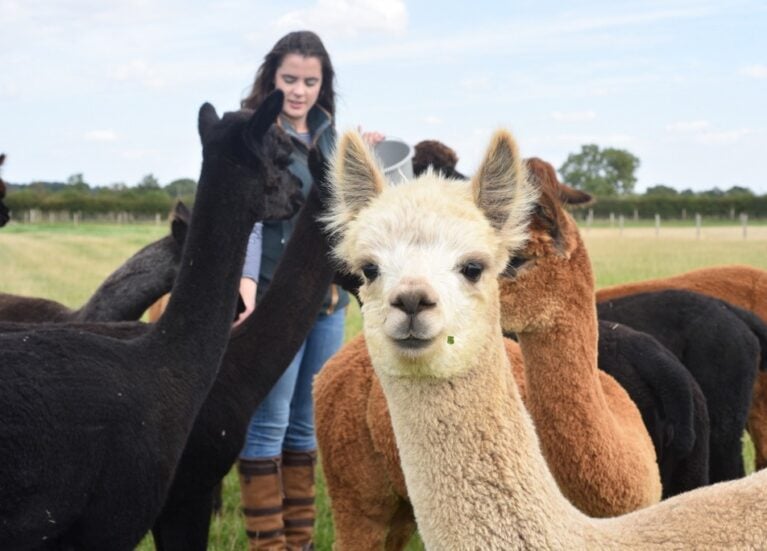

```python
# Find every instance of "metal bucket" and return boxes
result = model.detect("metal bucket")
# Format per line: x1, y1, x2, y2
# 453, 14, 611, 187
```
374, 138, 413, 184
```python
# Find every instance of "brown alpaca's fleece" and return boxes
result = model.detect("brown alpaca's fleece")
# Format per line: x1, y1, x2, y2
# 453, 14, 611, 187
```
596, 265, 767, 469
498, 212, 660, 517
314, 334, 526, 550
146, 293, 170, 323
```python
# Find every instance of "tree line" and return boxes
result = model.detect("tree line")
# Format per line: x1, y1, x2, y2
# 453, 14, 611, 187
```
4, 174, 197, 216
559, 145, 766, 218
4, 146, 765, 219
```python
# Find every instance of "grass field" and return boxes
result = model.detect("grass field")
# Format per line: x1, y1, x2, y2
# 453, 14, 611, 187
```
2, 219, 766, 550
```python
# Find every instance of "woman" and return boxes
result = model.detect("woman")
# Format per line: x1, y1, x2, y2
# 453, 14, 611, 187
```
236, 30, 382, 550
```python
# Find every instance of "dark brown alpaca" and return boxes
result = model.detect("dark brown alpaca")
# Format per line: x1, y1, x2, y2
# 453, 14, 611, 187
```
0, 92, 302, 550
0, 202, 189, 323
0, 153, 9, 226
411, 140, 466, 179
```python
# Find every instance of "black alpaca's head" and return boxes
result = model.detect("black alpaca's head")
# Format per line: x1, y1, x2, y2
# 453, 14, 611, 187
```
0, 153, 9, 227
197, 90, 303, 222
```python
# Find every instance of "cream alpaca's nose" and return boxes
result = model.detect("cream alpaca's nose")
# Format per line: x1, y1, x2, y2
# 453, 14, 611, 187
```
390, 288, 437, 316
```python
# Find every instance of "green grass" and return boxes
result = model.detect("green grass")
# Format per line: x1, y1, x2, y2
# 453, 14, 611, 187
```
1, 220, 765, 549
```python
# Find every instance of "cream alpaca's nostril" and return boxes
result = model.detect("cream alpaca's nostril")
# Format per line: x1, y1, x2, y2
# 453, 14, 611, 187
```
391, 290, 436, 315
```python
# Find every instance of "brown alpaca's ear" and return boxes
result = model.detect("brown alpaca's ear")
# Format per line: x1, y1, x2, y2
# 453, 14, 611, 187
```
558, 181, 593, 206
329, 131, 386, 220
472, 131, 538, 253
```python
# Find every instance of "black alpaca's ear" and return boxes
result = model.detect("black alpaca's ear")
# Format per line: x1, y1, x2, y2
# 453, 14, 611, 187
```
308, 148, 331, 201
0, 153, 5, 166
170, 200, 190, 247
198, 103, 220, 144
247, 90, 284, 143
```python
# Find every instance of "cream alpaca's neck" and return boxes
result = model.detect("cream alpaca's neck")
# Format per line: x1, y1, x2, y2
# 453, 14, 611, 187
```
372, 328, 586, 549
372, 313, 767, 550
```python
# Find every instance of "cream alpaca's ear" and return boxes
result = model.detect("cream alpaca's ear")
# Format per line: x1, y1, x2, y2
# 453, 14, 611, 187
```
471, 130, 539, 252
324, 131, 386, 237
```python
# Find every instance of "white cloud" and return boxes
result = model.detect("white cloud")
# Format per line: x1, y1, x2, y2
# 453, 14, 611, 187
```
740, 64, 767, 79
121, 148, 158, 160
274, 0, 407, 37
665, 120, 710, 133
84, 130, 118, 142
665, 120, 754, 145
108, 59, 166, 88
334, 3, 716, 65
696, 128, 753, 145
551, 133, 634, 146
422, 116, 442, 125
551, 111, 596, 123
459, 76, 491, 93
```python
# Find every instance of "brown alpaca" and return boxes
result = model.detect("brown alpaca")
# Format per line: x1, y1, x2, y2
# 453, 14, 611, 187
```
596, 265, 767, 469
315, 157, 660, 547
322, 128, 767, 549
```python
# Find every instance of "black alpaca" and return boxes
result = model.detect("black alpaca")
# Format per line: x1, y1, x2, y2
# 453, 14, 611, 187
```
0, 92, 302, 550
0, 202, 188, 323
150, 151, 340, 551
0, 153, 9, 226
597, 320, 710, 497
598, 289, 767, 482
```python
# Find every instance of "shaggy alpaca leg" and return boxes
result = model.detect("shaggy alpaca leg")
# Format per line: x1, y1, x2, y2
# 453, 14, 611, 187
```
238, 457, 286, 550
748, 372, 767, 470
330, 497, 405, 551
282, 449, 317, 550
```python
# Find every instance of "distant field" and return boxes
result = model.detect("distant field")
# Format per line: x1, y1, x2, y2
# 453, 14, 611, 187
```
1, 220, 765, 550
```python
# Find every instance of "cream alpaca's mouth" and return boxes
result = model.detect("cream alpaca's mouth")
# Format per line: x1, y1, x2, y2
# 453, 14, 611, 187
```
391, 336, 434, 351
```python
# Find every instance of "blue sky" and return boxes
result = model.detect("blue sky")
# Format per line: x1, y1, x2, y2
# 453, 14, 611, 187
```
1, 0, 765, 192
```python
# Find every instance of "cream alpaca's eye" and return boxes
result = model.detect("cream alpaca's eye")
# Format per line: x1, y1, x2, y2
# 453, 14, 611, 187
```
361, 263, 380, 282
460, 262, 484, 282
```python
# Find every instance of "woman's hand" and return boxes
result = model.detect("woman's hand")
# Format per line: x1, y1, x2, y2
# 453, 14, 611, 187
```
233, 277, 257, 328
358, 126, 385, 146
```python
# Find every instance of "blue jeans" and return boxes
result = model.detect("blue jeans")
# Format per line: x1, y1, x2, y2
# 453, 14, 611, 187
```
241, 307, 346, 458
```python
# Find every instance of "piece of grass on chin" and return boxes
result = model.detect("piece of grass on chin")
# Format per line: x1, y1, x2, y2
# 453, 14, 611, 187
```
447, 335, 455, 345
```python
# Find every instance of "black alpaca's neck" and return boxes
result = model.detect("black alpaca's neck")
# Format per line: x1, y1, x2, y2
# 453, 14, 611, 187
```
227, 183, 334, 403
75, 235, 179, 322
153, 160, 255, 368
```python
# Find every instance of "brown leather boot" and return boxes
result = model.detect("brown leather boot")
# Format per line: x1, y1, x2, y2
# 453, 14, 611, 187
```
238, 456, 286, 550
281, 449, 318, 551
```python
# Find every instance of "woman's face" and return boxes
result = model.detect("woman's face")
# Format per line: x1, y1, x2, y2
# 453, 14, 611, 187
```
274, 53, 323, 130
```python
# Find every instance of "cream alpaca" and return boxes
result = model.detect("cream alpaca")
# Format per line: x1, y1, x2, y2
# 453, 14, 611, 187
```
316, 163, 661, 547
324, 129, 767, 549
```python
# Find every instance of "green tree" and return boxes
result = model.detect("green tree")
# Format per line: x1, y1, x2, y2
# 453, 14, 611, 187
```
164, 178, 197, 198
725, 185, 754, 197
137, 173, 160, 190
559, 144, 640, 196
645, 184, 678, 196
67, 173, 90, 192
